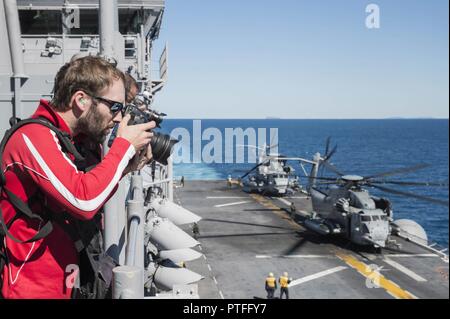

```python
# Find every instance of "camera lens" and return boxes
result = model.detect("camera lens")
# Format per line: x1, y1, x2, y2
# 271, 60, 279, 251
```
150, 132, 178, 165
147, 110, 166, 128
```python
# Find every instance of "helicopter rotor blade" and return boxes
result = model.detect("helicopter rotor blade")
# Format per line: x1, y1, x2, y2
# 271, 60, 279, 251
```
324, 137, 331, 157
363, 164, 430, 180
320, 160, 344, 176
316, 181, 342, 185
325, 145, 338, 161
368, 183, 449, 207
319, 138, 333, 177
236, 144, 266, 151
369, 180, 449, 187
309, 176, 340, 181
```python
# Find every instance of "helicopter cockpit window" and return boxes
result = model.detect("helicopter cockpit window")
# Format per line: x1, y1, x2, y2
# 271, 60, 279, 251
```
372, 216, 380, 221
361, 215, 371, 222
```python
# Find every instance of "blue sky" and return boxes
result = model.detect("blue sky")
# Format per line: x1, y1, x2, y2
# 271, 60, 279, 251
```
152, 0, 449, 119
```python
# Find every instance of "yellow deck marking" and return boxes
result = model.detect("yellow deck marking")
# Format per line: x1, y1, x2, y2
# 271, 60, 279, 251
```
336, 252, 417, 299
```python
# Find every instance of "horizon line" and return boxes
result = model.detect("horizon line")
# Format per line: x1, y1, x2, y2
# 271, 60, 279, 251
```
164, 117, 450, 120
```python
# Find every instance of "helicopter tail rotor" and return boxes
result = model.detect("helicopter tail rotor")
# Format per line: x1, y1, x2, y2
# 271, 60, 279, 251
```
319, 137, 341, 177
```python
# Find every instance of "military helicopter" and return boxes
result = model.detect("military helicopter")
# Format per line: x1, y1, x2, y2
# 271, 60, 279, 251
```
297, 139, 449, 248
238, 144, 302, 196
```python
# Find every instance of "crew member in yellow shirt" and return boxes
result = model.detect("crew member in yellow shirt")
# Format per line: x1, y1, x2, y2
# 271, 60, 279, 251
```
279, 272, 291, 299
265, 272, 277, 299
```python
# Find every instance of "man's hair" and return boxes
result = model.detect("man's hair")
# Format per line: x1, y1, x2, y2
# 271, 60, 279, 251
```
124, 73, 139, 103
51, 56, 125, 111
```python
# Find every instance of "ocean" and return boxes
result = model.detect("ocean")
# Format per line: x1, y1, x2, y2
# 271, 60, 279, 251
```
160, 119, 449, 248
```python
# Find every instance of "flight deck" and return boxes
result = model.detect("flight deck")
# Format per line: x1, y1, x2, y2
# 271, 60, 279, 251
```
176, 180, 449, 299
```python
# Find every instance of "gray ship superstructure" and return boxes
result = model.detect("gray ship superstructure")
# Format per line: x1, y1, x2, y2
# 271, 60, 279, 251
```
1, 0, 205, 299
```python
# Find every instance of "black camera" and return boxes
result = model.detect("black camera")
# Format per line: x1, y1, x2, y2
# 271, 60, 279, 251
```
108, 104, 178, 166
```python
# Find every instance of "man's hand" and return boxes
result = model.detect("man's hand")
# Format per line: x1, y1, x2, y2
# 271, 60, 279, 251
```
123, 144, 153, 174
117, 114, 155, 152
136, 143, 153, 170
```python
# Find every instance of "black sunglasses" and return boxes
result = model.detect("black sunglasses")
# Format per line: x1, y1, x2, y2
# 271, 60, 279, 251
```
92, 95, 125, 115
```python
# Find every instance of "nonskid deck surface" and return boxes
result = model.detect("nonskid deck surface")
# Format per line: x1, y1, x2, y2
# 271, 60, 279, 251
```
176, 181, 449, 299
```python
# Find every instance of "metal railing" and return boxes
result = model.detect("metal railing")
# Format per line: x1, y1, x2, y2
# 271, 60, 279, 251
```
112, 157, 174, 298
395, 229, 449, 261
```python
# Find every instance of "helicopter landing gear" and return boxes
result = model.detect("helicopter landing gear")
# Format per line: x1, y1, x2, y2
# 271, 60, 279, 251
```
387, 239, 402, 250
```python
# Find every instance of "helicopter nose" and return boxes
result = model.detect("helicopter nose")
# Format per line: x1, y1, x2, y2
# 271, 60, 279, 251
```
369, 225, 389, 243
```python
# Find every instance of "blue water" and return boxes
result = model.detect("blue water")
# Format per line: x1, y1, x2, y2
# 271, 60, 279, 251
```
160, 119, 449, 248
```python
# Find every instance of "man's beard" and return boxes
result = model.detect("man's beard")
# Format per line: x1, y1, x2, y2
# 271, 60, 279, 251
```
76, 104, 109, 144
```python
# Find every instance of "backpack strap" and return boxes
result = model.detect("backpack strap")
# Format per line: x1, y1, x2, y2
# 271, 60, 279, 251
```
0, 117, 85, 244
0, 117, 84, 185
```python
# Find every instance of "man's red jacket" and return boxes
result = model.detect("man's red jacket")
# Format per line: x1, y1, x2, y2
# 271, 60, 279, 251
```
1, 100, 135, 298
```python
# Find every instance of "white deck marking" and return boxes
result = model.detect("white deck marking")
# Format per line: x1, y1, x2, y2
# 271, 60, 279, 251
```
289, 266, 348, 288
255, 254, 334, 259
384, 258, 427, 282
276, 198, 292, 206
214, 201, 251, 208
207, 196, 249, 199
284, 254, 335, 259
219, 291, 225, 299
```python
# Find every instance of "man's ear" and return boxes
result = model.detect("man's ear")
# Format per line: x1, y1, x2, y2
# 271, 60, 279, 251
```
72, 91, 89, 112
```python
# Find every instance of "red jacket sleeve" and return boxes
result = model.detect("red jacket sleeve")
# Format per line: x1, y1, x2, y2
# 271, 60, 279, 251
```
3, 124, 136, 220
